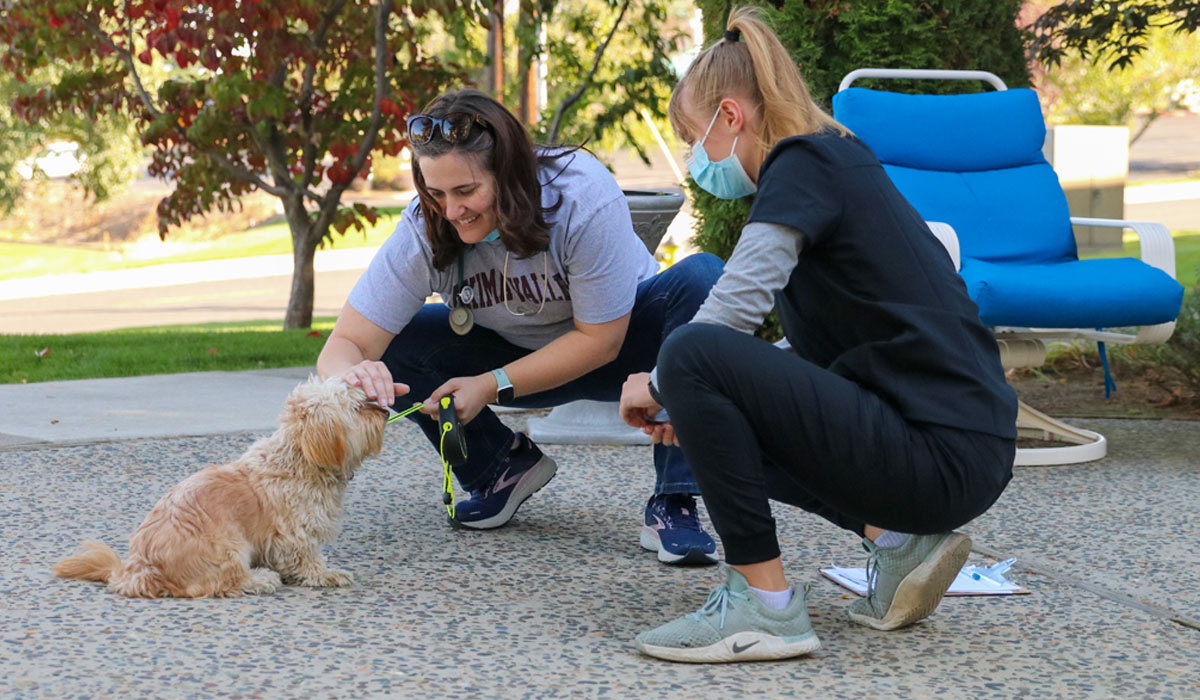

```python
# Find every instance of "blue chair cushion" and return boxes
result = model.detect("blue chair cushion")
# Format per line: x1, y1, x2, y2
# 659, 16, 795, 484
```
960, 257, 1185, 328
883, 163, 1077, 264
834, 87, 1079, 264
833, 87, 1047, 172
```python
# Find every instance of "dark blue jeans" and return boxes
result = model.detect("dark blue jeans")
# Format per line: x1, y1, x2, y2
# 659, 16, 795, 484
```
381, 252, 725, 495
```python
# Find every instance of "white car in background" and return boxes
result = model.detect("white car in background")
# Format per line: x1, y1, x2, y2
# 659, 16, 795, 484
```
16, 141, 85, 180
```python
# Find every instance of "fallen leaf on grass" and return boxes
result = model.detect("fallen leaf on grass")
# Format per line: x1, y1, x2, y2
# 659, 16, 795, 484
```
207, 348, 219, 354
1149, 389, 1188, 408
307, 330, 324, 338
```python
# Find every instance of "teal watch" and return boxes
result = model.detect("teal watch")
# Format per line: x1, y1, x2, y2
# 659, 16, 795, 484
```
491, 367, 515, 404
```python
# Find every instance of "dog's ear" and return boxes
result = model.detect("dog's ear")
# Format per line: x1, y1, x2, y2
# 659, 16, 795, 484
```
293, 398, 349, 470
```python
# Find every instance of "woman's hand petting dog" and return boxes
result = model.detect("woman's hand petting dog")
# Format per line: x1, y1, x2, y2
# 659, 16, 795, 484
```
340, 359, 410, 409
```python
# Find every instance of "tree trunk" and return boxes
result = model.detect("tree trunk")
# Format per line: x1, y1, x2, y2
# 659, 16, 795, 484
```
282, 195, 318, 329
487, 0, 505, 102
517, 4, 539, 126
1129, 109, 1162, 146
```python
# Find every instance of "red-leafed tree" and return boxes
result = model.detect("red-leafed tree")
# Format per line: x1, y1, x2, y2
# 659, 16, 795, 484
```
0, 0, 483, 328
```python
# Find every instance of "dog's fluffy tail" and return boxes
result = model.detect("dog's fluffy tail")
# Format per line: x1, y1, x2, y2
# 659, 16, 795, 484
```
54, 539, 123, 584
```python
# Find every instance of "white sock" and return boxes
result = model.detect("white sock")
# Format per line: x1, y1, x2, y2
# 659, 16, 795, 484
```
750, 585, 793, 610
874, 530, 911, 548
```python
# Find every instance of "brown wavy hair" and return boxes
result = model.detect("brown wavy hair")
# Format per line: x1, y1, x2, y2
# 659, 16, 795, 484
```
410, 89, 572, 270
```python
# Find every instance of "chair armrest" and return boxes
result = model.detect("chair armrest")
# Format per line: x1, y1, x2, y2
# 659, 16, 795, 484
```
1070, 217, 1177, 280
1070, 217, 1178, 345
925, 221, 961, 270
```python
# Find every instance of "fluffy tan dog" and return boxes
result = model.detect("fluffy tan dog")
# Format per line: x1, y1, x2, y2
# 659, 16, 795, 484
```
55, 376, 388, 598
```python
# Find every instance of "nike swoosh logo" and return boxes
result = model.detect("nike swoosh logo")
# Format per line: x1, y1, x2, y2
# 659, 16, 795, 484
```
490, 466, 523, 494
731, 640, 759, 654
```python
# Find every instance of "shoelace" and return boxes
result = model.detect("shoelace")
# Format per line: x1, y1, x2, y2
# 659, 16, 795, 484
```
864, 549, 880, 606
689, 584, 748, 630
658, 495, 701, 531
476, 435, 528, 500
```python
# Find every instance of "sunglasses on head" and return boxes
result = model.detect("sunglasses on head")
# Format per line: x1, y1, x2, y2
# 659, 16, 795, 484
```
406, 112, 491, 145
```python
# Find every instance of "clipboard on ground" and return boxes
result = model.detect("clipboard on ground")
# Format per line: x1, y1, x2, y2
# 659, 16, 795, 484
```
819, 566, 1030, 596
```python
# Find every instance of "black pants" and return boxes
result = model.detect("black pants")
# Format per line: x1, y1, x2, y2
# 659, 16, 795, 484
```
656, 323, 1014, 566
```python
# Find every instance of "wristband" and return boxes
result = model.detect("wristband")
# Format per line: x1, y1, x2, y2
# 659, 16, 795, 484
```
491, 367, 515, 404
647, 376, 665, 406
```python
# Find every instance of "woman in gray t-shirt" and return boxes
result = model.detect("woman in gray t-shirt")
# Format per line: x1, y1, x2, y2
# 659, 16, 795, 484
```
317, 88, 725, 566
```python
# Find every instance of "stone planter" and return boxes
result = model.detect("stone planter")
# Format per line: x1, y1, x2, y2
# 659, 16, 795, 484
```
624, 189, 686, 254
526, 188, 686, 446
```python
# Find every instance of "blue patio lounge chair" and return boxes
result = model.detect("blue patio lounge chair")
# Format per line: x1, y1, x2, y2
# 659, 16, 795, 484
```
832, 69, 1184, 465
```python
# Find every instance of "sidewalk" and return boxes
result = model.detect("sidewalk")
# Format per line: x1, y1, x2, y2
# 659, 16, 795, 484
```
0, 367, 315, 446
2, 370, 1199, 697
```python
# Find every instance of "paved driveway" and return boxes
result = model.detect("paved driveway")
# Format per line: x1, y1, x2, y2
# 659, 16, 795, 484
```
2, 413, 1198, 698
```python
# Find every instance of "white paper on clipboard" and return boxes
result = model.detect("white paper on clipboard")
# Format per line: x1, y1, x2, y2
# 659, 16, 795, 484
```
819, 566, 1029, 596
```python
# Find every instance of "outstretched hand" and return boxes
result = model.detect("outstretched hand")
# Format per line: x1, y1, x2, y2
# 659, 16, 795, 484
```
422, 373, 498, 425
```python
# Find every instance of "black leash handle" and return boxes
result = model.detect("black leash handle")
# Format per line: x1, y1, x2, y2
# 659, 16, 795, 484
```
438, 395, 468, 467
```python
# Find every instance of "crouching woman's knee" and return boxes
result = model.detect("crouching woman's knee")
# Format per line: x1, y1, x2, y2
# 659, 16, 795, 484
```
664, 252, 724, 301
674, 251, 725, 283
656, 322, 727, 400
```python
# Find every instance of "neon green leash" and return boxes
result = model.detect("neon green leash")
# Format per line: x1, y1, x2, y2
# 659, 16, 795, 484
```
438, 421, 455, 518
387, 402, 426, 423
387, 401, 458, 518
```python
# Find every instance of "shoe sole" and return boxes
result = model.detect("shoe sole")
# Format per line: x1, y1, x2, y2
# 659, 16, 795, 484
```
847, 532, 972, 631
451, 455, 558, 530
640, 527, 718, 566
636, 630, 820, 663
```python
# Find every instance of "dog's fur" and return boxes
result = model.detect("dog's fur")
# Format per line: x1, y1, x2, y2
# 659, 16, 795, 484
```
54, 376, 388, 598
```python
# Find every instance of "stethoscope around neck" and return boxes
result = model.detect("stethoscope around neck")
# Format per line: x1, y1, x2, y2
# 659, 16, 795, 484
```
448, 243, 550, 335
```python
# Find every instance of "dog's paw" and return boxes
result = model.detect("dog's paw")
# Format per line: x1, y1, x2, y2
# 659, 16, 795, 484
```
244, 568, 283, 595
308, 568, 354, 587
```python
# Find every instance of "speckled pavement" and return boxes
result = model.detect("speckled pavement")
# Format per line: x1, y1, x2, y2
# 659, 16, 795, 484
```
2, 377, 1199, 698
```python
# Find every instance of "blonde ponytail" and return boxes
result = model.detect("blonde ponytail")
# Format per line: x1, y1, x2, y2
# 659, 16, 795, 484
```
668, 6, 848, 160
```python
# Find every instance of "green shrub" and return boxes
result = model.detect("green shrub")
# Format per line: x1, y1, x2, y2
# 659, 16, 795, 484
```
687, 1, 1031, 339
1168, 291, 1200, 391
1168, 291, 1200, 393
1113, 289, 1200, 398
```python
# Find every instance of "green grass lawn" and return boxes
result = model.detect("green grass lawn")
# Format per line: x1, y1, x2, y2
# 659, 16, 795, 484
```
1, 318, 336, 384
0, 206, 407, 282
4, 222, 1196, 386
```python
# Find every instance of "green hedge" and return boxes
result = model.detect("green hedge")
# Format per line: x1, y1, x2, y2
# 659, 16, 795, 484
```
689, 1, 1031, 337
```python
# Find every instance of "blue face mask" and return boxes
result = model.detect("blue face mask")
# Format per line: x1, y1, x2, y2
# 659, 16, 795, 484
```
483, 229, 500, 242
686, 108, 758, 200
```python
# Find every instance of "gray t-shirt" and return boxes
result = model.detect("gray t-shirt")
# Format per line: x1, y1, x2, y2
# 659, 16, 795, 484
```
348, 149, 660, 349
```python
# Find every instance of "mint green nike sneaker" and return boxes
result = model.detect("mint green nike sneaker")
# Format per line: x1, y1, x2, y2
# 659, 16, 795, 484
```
847, 531, 971, 631
635, 567, 821, 663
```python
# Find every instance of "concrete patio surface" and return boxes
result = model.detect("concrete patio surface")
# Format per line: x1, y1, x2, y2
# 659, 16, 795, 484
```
1, 371, 1199, 698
